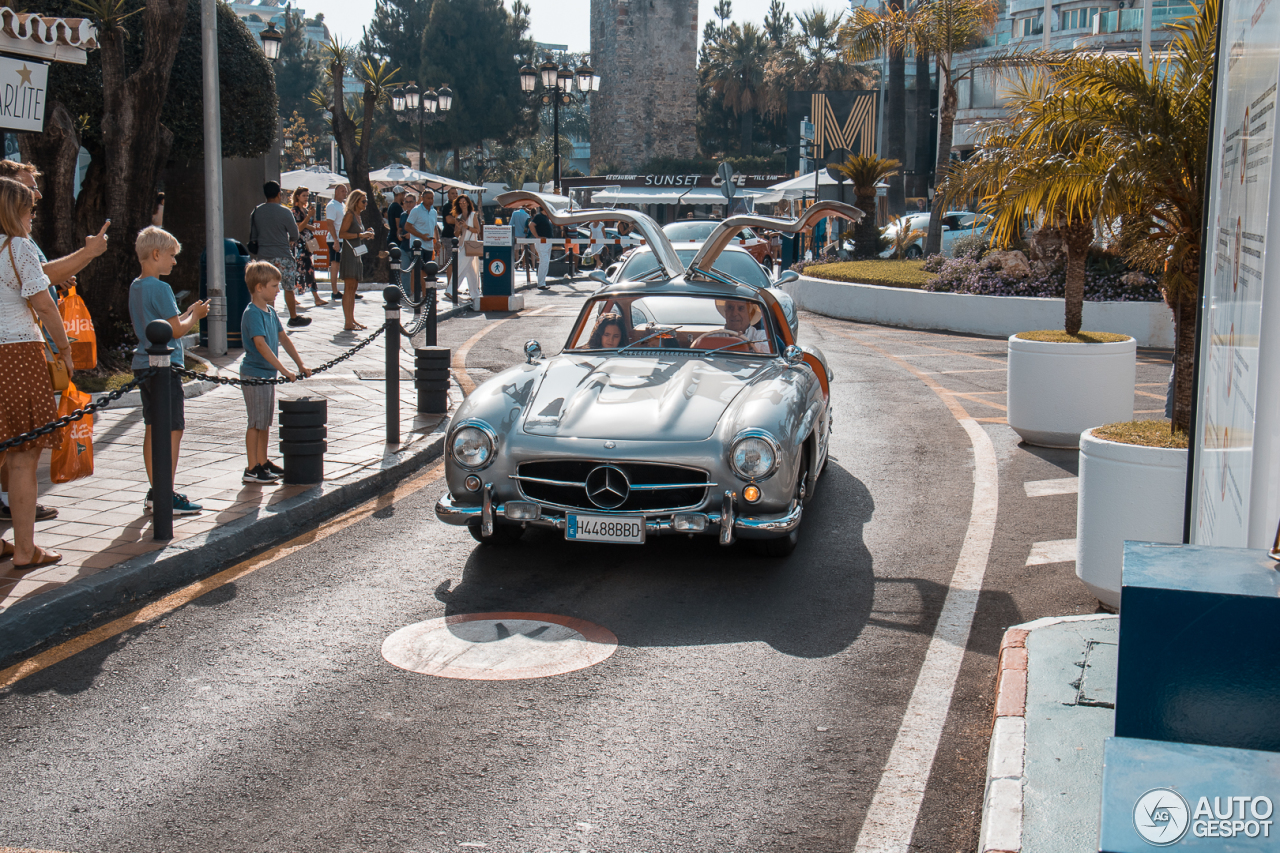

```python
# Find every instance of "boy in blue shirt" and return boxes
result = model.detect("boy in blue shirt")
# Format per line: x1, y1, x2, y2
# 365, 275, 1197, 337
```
240, 261, 311, 484
130, 227, 208, 515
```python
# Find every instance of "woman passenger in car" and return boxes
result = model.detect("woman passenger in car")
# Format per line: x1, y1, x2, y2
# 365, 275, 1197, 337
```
586, 312, 628, 349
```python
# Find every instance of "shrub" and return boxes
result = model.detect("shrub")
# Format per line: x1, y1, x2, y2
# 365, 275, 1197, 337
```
922, 256, 1163, 301
950, 234, 989, 260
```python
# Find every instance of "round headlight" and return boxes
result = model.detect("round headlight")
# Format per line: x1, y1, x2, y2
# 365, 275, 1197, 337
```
451, 424, 494, 469
730, 433, 778, 480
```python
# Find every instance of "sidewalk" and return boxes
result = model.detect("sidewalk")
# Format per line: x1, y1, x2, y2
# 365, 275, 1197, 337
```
0, 286, 469, 665
980, 614, 1119, 853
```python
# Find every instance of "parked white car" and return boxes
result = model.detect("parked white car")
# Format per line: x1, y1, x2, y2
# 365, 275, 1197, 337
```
879, 211, 993, 258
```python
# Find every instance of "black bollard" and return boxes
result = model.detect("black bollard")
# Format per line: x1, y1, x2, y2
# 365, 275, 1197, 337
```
411, 240, 423, 306
278, 397, 327, 484
384, 285, 401, 445
145, 319, 175, 540
424, 260, 439, 347
415, 345, 450, 414
389, 244, 401, 295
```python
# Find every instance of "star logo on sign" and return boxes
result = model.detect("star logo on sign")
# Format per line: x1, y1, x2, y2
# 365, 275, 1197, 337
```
16, 64, 32, 86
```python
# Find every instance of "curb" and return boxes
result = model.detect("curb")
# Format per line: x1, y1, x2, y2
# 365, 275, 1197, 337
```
0, 429, 447, 670
978, 614, 1117, 853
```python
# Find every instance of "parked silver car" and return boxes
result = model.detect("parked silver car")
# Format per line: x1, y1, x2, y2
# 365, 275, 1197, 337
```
434, 194, 861, 556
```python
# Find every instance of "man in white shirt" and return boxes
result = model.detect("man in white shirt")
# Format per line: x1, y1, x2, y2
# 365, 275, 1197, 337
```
402, 190, 439, 291
324, 184, 348, 298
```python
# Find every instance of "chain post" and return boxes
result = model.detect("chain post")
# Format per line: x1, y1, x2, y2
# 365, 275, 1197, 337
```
425, 259, 440, 347
412, 240, 423, 306
389, 244, 401, 298
384, 285, 402, 445
145, 320, 175, 540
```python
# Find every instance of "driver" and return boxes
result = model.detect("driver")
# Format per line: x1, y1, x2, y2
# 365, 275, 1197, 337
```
715, 299, 770, 354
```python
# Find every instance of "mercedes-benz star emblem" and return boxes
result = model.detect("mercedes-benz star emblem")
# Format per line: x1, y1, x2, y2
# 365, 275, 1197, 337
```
585, 465, 630, 509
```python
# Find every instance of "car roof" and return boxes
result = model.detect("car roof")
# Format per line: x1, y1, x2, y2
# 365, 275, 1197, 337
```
592, 273, 769, 303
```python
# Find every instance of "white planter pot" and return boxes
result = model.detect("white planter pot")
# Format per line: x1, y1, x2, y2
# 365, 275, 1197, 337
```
1076, 428, 1187, 609
1006, 335, 1136, 448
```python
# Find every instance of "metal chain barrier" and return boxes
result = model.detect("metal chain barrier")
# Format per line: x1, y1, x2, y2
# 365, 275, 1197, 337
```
170, 325, 386, 387
0, 368, 156, 453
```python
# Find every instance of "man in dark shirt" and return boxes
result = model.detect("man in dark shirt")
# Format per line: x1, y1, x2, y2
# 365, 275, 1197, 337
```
531, 205, 554, 289
386, 186, 405, 249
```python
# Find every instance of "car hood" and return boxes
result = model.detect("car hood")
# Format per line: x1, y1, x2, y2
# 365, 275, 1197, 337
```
522, 354, 772, 441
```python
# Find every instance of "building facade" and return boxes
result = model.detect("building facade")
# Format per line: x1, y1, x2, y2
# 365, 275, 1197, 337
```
228, 0, 327, 48
589, 0, 698, 172
952, 0, 1192, 150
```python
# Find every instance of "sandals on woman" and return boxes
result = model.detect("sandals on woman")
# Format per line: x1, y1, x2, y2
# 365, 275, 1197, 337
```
0, 540, 12, 560
11, 545, 62, 571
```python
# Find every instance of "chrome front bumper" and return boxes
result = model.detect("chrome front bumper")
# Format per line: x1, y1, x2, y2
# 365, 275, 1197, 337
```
434, 490, 801, 544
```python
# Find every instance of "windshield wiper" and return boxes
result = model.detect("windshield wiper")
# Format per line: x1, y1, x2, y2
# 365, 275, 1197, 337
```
617, 326, 683, 352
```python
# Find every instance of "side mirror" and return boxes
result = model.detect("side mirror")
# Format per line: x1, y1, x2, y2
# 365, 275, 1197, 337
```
605, 264, 620, 280
783, 344, 805, 365
775, 270, 799, 286
524, 340, 543, 364
588, 270, 609, 286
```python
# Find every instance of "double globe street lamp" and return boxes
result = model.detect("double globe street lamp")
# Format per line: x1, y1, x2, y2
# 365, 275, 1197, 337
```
390, 83, 454, 171
518, 59, 599, 196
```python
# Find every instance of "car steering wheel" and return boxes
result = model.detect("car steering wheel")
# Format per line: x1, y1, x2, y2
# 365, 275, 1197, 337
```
692, 329, 752, 353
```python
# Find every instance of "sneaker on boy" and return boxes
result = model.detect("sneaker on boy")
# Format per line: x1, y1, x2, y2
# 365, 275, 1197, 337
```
242, 464, 280, 484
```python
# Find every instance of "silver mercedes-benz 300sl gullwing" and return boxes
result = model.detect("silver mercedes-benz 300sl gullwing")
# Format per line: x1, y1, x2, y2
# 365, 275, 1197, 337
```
435, 194, 861, 556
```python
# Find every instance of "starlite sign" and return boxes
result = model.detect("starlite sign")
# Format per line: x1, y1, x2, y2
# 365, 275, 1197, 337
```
0, 56, 47, 133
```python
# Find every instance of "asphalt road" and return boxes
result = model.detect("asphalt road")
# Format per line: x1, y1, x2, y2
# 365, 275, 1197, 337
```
0, 283, 1163, 853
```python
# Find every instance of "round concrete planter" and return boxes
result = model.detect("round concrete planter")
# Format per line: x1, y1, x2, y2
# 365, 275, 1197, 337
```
1006, 334, 1136, 448
1076, 428, 1187, 609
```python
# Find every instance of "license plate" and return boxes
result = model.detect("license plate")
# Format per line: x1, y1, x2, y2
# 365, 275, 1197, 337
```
566, 514, 645, 544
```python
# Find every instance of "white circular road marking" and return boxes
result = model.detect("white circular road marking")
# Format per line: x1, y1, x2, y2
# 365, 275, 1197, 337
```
381, 612, 618, 680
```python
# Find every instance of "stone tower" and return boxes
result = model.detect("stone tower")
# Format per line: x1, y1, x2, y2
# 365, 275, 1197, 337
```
590, 0, 698, 172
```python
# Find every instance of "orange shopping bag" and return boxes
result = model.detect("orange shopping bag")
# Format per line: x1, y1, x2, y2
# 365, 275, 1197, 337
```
51, 382, 93, 484
58, 285, 97, 369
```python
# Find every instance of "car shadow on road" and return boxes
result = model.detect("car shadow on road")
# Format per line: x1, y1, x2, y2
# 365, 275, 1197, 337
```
434, 463, 876, 659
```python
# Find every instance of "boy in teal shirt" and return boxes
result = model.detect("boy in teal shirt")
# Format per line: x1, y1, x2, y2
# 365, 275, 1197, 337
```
129, 226, 208, 515
240, 261, 310, 483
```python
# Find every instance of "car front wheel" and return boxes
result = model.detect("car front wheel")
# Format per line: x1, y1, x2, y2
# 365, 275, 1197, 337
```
905, 244, 923, 259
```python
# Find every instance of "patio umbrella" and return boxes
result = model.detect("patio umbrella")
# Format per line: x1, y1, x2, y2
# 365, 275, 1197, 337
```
369, 164, 483, 193
280, 167, 349, 194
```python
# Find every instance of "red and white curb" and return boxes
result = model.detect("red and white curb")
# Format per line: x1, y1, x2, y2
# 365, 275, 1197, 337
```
978, 614, 1114, 853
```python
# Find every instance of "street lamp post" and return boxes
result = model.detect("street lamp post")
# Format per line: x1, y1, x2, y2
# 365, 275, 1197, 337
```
519, 57, 599, 196
390, 82, 454, 170
202, 12, 281, 356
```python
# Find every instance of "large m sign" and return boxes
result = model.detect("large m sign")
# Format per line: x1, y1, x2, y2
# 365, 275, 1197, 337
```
786, 90, 879, 171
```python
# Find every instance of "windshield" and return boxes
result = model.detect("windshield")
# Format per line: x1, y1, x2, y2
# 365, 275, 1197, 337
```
567, 294, 775, 356
662, 222, 757, 242
617, 248, 770, 288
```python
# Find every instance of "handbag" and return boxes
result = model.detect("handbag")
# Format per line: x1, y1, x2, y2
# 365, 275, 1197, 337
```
50, 381, 93, 483
58, 284, 97, 369
9, 238, 70, 392
463, 213, 483, 256
306, 236, 323, 254
247, 207, 259, 255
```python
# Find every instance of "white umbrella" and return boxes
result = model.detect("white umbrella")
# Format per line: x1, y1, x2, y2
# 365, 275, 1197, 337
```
280, 167, 348, 194
369, 164, 483, 192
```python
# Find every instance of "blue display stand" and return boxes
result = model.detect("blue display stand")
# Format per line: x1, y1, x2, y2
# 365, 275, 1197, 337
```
1099, 736, 1279, 852
479, 225, 515, 310
1116, 542, 1280, 752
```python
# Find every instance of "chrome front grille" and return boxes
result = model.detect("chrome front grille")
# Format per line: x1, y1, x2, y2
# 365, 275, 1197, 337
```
512, 460, 711, 513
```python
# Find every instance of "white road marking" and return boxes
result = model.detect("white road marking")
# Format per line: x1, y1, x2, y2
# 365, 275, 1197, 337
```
853, 417, 1000, 853
1026, 539, 1078, 566
1023, 477, 1079, 497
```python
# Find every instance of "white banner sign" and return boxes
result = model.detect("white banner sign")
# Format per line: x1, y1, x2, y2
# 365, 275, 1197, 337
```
483, 225, 512, 246
0, 57, 47, 133
1191, 0, 1280, 549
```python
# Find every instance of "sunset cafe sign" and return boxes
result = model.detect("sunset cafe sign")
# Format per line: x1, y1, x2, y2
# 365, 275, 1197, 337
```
579, 174, 790, 189
0, 55, 47, 133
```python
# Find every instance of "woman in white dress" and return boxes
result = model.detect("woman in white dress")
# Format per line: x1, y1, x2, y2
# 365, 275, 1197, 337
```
453, 195, 481, 303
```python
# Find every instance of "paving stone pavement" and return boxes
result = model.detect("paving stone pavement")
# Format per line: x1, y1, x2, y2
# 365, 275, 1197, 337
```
0, 288, 459, 613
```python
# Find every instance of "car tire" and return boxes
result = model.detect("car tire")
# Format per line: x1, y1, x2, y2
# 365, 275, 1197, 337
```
752, 454, 807, 558
468, 521, 523, 545
905, 244, 923, 259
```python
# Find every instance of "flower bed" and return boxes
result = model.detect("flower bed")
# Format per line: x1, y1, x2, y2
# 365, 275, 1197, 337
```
794, 259, 930, 289
920, 255, 1163, 302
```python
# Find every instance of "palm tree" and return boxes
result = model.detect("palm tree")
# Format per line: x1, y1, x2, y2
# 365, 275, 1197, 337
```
942, 0, 1217, 432
841, 0, 1001, 255
705, 22, 771, 154
762, 9, 876, 121
834, 155, 901, 257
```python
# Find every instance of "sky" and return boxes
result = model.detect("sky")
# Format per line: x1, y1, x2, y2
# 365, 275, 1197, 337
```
306, 0, 852, 54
